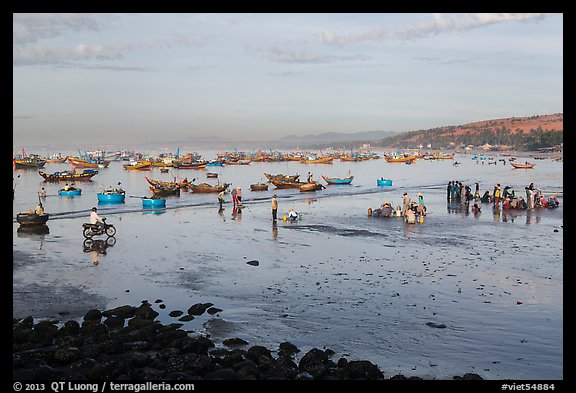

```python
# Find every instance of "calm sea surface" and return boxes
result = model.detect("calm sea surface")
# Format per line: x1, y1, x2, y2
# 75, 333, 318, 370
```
13, 149, 563, 380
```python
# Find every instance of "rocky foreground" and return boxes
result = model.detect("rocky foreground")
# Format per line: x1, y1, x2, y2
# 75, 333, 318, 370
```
13, 301, 483, 381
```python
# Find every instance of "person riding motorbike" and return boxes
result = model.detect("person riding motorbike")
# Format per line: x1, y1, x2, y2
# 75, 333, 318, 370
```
90, 207, 105, 232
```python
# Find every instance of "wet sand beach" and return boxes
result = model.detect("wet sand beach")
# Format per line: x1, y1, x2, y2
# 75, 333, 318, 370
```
13, 152, 563, 380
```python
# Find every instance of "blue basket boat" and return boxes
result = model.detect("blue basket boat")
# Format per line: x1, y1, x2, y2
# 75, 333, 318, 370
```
142, 197, 166, 208
377, 179, 393, 186
97, 191, 126, 203
58, 188, 82, 196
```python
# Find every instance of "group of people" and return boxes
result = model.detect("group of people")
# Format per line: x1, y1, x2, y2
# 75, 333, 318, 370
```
449, 180, 560, 212
371, 192, 427, 223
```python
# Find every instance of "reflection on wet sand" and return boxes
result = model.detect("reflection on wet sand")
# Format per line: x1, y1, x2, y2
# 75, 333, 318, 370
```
83, 238, 116, 265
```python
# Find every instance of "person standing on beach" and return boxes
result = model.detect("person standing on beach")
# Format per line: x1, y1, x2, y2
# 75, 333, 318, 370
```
218, 190, 225, 210
493, 184, 501, 206
231, 187, 238, 208
447, 181, 452, 201
402, 192, 411, 216
39, 187, 46, 198
271, 194, 278, 220
236, 187, 242, 206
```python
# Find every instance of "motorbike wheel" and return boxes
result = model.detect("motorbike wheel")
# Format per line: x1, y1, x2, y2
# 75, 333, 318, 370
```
105, 226, 117, 237
106, 236, 116, 246
83, 228, 94, 239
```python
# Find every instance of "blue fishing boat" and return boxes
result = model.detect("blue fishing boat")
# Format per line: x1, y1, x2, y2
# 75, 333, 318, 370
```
58, 188, 82, 196
206, 160, 224, 167
142, 197, 166, 208
377, 178, 393, 186
97, 189, 126, 203
322, 175, 353, 185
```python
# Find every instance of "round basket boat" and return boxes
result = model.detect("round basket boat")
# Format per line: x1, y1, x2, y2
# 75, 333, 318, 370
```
58, 188, 82, 196
142, 197, 166, 208
97, 192, 126, 203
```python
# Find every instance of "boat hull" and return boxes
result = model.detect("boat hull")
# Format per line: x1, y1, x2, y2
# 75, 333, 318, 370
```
39, 170, 98, 182
142, 198, 166, 208
16, 212, 49, 226
58, 189, 82, 196
97, 193, 126, 203
322, 176, 353, 185
377, 179, 393, 186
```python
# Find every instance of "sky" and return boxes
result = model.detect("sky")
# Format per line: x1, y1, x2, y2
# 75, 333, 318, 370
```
13, 13, 563, 148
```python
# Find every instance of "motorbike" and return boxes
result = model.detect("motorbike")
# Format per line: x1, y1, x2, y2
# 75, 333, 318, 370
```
82, 217, 116, 239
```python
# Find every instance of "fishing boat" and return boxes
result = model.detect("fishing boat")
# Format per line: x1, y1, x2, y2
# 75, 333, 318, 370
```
172, 161, 207, 169
97, 189, 126, 203
44, 154, 69, 163
250, 183, 269, 191
300, 156, 334, 164
322, 175, 354, 185
39, 169, 98, 182
123, 161, 152, 170
510, 162, 536, 169
377, 178, 393, 186
270, 179, 307, 189
384, 155, 417, 163
68, 157, 110, 168
187, 183, 230, 193
206, 160, 224, 167
58, 187, 82, 196
206, 172, 219, 178
299, 182, 324, 192
264, 173, 300, 182
13, 154, 47, 169
142, 197, 166, 208
149, 185, 180, 196
16, 211, 49, 226
160, 168, 170, 173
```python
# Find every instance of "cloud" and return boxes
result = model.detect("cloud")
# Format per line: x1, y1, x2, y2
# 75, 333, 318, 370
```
13, 44, 122, 66
247, 44, 371, 64
317, 13, 554, 46
13, 13, 116, 44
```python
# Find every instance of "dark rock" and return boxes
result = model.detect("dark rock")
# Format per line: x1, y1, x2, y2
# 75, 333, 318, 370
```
84, 309, 102, 321
462, 372, 484, 380
342, 360, 384, 380
134, 303, 159, 320
205, 368, 238, 380
169, 310, 184, 317
279, 341, 300, 356
102, 305, 136, 319
426, 322, 447, 329
53, 346, 82, 364
207, 307, 222, 315
178, 336, 215, 355
56, 320, 81, 337
390, 374, 408, 380
187, 303, 211, 316
178, 315, 195, 322
223, 338, 249, 347
103, 316, 125, 330
247, 260, 259, 266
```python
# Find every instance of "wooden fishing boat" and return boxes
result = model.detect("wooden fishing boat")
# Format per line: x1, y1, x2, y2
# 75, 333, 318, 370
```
384, 155, 417, 163
299, 182, 324, 192
145, 177, 179, 187
250, 183, 269, 191
58, 188, 82, 196
123, 161, 152, 170
270, 179, 307, 189
300, 156, 334, 164
16, 211, 49, 226
433, 153, 454, 160
173, 161, 207, 169
377, 179, 393, 186
224, 160, 251, 165
187, 183, 230, 193
322, 175, 353, 185
68, 157, 110, 168
206, 172, 219, 178
510, 162, 535, 169
97, 190, 126, 203
13, 155, 47, 168
149, 185, 180, 196
44, 155, 69, 163
264, 173, 300, 182
142, 197, 166, 208
39, 169, 98, 182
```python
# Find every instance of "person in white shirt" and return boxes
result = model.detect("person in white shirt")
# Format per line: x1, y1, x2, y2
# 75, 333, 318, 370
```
90, 207, 105, 231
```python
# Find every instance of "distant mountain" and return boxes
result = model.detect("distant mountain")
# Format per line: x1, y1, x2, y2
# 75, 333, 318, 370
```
277, 130, 400, 144
373, 113, 563, 151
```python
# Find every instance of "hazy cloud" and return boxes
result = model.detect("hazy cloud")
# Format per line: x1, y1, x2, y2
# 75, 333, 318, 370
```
13, 13, 117, 44
317, 13, 554, 46
247, 44, 371, 64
